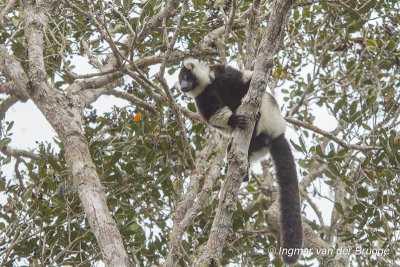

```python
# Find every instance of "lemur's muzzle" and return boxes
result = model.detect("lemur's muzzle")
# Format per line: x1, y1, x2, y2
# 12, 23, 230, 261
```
180, 80, 192, 93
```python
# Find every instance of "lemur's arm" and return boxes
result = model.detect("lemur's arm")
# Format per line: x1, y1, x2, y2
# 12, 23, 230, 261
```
209, 106, 248, 130
197, 92, 248, 132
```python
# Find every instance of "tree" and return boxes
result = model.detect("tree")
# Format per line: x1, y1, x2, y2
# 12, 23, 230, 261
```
0, 0, 399, 266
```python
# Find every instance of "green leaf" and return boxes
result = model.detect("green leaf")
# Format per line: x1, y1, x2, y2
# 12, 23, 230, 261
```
299, 136, 306, 152
349, 101, 357, 116
293, 9, 299, 20
361, 155, 371, 168
334, 202, 344, 214
334, 100, 344, 114
108, 151, 122, 168
44, 177, 56, 191
352, 203, 364, 213
357, 187, 368, 198
348, 21, 365, 33
6, 121, 14, 132
0, 178, 5, 191
3, 156, 11, 165
316, 145, 324, 158
369, 220, 383, 228
366, 39, 377, 47
0, 138, 11, 147
328, 162, 340, 176
322, 54, 331, 67
290, 139, 303, 152
48, 156, 61, 172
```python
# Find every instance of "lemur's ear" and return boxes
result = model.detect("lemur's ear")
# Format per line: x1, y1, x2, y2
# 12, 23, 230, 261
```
186, 62, 195, 70
183, 58, 197, 70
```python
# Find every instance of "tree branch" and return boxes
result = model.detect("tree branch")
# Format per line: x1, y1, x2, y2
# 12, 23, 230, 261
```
1, 145, 41, 161
85, 88, 158, 114
0, 0, 17, 21
133, 49, 218, 70
136, 0, 181, 43
296, 0, 339, 6
67, 70, 123, 93
219, 0, 237, 64
155, 0, 195, 170
23, 2, 130, 265
195, 0, 296, 264
245, 0, 262, 69
300, 163, 328, 191
0, 45, 30, 102
265, 199, 331, 250
301, 191, 325, 227
165, 133, 226, 266
197, 7, 270, 49
158, 77, 196, 169
0, 96, 18, 121
285, 117, 379, 151
180, 107, 201, 122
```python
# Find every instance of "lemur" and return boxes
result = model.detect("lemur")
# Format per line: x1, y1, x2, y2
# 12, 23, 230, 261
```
178, 58, 303, 264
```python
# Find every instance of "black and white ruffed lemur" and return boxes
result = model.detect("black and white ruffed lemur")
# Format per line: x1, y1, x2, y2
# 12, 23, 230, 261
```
178, 58, 303, 264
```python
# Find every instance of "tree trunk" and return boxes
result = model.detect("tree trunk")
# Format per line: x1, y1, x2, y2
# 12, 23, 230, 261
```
21, 1, 131, 265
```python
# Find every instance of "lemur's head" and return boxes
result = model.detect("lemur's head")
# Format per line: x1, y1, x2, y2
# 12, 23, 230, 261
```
178, 58, 214, 98
179, 60, 198, 94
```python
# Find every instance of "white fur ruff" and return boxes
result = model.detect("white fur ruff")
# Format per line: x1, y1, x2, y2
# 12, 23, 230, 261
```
256, 93, 286, 139
249, 94, 285, 164
241, 70, 253, 83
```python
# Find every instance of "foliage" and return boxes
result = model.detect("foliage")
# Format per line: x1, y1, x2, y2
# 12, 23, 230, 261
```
0, 0, 399, 266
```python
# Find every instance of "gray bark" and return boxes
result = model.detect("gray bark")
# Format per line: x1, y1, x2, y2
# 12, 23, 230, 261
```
1, 1, 132, 266
194, 0, 297, 265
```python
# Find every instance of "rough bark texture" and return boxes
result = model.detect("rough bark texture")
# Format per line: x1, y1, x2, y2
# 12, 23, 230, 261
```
165, 134, 226, 267
195, 0, 297, 265
20, 1, 131, 266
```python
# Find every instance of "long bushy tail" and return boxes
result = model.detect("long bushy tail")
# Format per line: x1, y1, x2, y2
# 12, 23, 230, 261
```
269, 134, 303, 264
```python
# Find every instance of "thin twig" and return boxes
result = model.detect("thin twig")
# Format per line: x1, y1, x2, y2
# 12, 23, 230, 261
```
286, 117, 379, 151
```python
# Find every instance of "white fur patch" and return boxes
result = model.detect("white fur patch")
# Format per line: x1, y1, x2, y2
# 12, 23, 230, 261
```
249, 146, 270, 164
209, 106, 234, 135
241, 70, 253, 83
173, 81, 180, 90
183, 58, 214, 98
256, 93, 286, 138
184, 85, 204, 98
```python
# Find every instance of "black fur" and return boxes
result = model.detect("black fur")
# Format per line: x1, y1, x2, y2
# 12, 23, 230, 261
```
183, 64, 249, 121
228, 114, 248, 129
269, 134, 303, 264
179, 60, 303, 264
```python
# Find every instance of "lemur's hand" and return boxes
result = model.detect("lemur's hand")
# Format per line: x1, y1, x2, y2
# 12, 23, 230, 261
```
228, 114, 248, 129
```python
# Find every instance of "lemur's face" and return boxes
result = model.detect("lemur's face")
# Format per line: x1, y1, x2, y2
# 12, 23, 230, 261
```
178, 66, 198, 93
